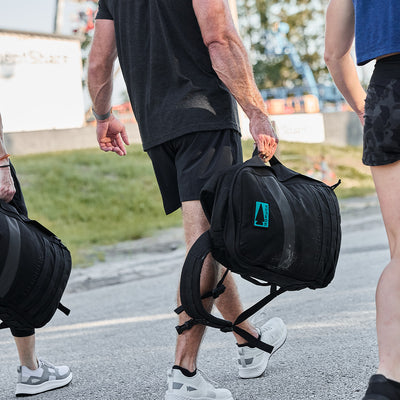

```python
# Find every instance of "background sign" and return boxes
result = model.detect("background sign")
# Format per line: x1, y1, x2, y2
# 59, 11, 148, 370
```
0, 30, 85, 132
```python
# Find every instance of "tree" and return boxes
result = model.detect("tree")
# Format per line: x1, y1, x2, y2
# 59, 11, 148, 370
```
237, 0, 329, 91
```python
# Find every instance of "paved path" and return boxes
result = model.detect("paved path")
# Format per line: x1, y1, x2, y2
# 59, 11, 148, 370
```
0, 195, 387, 400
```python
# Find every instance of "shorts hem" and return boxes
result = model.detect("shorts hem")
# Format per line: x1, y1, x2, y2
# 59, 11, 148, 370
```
165, 195, 202, 215
362, 156, 400, 166
164, 202, 181, 215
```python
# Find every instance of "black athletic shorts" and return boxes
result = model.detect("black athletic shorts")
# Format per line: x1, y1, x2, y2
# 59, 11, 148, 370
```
147, 129, 243, 214
363, 54, 400, 166
2, 164, 35, 337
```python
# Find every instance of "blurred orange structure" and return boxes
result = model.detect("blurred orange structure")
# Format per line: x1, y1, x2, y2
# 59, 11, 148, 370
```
266, 94, 320, 115
112, 102, 137, 124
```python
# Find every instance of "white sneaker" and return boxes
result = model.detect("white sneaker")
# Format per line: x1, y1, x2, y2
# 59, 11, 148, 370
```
237, 317, 287, 379
16, 358, 72, 396
165, 367, 234, 400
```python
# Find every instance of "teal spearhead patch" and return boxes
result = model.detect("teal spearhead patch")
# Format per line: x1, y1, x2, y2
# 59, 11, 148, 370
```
254, 201, 269, 228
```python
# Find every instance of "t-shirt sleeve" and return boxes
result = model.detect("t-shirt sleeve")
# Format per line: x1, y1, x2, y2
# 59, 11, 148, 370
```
96, 0, 113, 20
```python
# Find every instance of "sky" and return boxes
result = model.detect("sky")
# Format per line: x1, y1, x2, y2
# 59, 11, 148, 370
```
0, 0, 57, 34
0, 0, 94, 36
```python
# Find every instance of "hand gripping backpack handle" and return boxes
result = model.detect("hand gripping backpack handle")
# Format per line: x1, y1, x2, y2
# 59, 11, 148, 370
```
250, 147, 300, 180
175, 231, 287, 354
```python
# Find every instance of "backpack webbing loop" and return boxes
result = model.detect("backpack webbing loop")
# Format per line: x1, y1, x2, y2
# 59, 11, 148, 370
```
201, 268, 229, 300
175, 318, 199, 335
232, 326, 273, 354
233, 285, 287, 327
58, 303, 70, 316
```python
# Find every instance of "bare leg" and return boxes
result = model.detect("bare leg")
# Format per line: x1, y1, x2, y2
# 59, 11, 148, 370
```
175, 201, 257, 371
174, 201, 216, 372
13, 335, 38, 370
215, 267, 258, 344
371, 161, 400, 381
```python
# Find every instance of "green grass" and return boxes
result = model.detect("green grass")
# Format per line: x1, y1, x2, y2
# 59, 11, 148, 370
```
11, 139, 374, 266
12, 147, 182, 266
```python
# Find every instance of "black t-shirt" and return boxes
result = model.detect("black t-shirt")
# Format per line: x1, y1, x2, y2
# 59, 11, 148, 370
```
96, 0, 240, 150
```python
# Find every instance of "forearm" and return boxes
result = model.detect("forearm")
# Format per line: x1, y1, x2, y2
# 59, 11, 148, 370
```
88, 61, 115, 115
325, 53, 366, 116
208, 34, 278, 156
87, 19, 118, 115
208, 36, 267, 119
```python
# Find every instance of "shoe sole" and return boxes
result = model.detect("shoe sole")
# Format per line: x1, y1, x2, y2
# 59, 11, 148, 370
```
165, 395, 234, 400
239, 324, 288, 379
15, 372, 72, 396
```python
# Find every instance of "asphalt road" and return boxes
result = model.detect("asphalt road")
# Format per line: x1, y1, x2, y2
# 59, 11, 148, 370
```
0, 195, 388, 400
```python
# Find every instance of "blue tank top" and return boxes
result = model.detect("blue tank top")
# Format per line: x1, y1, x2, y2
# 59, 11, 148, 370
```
353, 0, 400, 65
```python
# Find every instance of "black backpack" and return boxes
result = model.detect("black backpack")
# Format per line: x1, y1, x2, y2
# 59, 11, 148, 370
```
0, 164, 71, 331
176, 153, 341, 352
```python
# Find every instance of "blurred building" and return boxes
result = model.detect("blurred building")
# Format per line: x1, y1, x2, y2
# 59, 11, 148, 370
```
0, 29, 85, 132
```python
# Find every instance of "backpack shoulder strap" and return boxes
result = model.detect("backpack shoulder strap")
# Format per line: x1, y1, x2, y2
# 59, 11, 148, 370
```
176, 231, 287, 354
177, 231, 233, 332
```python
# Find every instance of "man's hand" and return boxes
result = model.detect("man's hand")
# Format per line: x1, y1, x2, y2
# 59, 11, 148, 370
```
249, 112, 279, 162
96, 114, 130, 156
0, 167, 15, 203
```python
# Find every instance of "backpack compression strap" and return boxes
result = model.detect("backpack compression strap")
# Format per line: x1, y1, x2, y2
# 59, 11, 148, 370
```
176, 231, 233, 333
176, 231, 287, 354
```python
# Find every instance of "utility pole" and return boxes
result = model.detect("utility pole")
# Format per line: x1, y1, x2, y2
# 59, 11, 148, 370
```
54, 0, 89, 34
54, 0, 65, 34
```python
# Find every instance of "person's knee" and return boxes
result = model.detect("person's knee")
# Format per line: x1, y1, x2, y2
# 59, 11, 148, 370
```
386, 231, 400, 259
182, 200, 210, 246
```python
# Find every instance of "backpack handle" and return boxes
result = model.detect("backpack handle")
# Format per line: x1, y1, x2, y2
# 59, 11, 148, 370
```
250, 147, 299, 180
251, 146, 281, 165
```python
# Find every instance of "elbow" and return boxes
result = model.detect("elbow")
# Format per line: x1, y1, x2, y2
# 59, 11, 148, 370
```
324, 45, 351, 68
204, 32, 229, 52
88, 61, 100, 80
203, 25, 236, 52
324, 50, 342, 71
324, 50, 335, 67
88, 45, 117, 77
88, 54, 104, 76
88, 55, 113, 81
206, 38, 227, 56
205, 33, 241, 60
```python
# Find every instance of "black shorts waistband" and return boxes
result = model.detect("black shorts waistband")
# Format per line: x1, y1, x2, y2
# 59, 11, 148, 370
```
372, 54, 400, 82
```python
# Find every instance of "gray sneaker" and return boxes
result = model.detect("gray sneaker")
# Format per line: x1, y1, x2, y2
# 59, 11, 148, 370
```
237, 317, 287, 379
165, 367, 234, 400
16, 358, 72, 396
